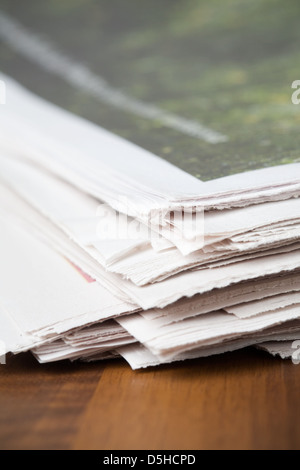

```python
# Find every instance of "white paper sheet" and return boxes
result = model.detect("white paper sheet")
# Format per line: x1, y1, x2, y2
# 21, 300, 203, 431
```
0, 213, 135, 350
117, 306, 300, 360
1, 71, 300, 223
225, 292, 300, 319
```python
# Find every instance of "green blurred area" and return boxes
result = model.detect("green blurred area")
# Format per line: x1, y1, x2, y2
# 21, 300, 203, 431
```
0, 0, 300, 180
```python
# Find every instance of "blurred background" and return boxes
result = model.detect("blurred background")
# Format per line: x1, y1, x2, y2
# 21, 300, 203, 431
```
1, 0, 300, 180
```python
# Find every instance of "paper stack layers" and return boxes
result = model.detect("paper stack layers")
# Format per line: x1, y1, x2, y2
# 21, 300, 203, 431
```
1, 73, 300, 369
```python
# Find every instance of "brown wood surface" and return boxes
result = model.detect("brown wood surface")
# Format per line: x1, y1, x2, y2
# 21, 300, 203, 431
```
0, 348, 299, 450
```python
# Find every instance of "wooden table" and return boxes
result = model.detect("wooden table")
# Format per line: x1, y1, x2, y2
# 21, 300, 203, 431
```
0, 348, 299, 450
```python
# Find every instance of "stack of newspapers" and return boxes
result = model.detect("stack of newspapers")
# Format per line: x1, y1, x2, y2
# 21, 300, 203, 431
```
1, 73, 300, 368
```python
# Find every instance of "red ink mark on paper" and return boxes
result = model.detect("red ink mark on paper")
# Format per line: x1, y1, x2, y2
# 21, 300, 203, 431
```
66, 259, 96, 283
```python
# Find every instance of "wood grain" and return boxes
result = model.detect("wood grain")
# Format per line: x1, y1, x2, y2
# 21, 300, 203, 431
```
0, 349, 299, 450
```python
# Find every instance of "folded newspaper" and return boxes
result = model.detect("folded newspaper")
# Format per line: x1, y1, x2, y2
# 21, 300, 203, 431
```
0, 0, 300, 368
0, 73, 299, 368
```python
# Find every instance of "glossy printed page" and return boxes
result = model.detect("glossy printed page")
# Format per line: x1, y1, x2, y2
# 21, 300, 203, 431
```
0, 0, 299, 181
